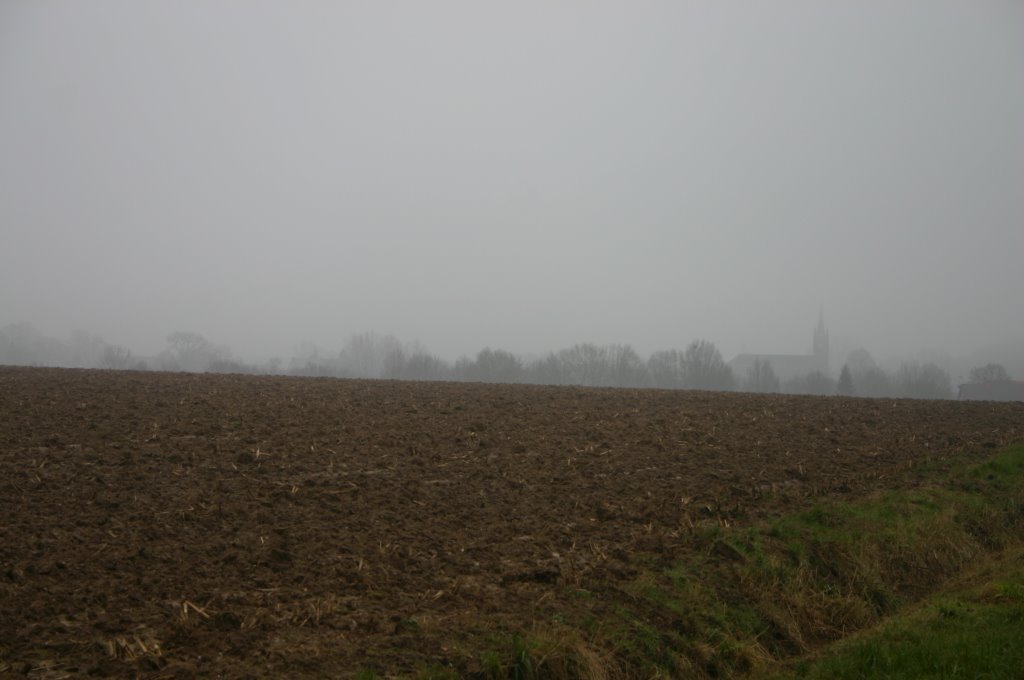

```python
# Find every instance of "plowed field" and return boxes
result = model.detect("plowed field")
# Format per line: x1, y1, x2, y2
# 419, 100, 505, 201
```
1, 367, 1021, 678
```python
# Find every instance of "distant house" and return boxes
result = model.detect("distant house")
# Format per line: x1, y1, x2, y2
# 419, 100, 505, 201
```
729, 313, 830, 383
957, 381, 1024, 402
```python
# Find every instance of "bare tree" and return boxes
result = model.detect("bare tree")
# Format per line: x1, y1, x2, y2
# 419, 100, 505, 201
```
381, 345, 407, 379
894, 362, 952, 399
338, 332, 403, 378
288, 341, 334, 376
969, 363, 1010, 383
99, 344, 133, 370
165, 331, 206, 371
745, 358, 780, 393
401, 352, 450, 381
165, 331, 229, 372
844, 349, 890, 397
680, 339, 734, 391
845, 348, 878, 376
457, 348, 523, 383
0, 323, 67, 366
606, 344, 647, 388
856, 367, 891, 398
647, 349, 685, 389
557, 343, 610, 387
526, 353, 566, 385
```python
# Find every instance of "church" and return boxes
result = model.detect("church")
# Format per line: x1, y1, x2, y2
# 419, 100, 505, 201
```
728, 314, 830, 383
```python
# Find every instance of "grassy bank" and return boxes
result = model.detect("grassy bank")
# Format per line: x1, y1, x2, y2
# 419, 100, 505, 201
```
445, 444, 1024, 679
756, 543, 1024, 679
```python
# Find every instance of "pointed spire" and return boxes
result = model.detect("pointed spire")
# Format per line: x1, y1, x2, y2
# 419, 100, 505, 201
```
813, 307, 829, 370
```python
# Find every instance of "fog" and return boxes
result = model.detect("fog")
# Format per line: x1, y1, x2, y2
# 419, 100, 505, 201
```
2, 2, 1022, 378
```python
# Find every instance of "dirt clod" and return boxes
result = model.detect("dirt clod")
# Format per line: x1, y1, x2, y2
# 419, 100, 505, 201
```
0, 366, 1020, 677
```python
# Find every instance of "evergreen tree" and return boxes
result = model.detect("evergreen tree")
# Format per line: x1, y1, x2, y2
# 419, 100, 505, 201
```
837, 364, 855, 396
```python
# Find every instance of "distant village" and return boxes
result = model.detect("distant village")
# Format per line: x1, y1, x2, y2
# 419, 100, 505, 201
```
1, 318, 1021, 402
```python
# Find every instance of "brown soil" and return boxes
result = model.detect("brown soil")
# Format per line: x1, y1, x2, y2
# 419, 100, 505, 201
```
1, 367, 1021, 678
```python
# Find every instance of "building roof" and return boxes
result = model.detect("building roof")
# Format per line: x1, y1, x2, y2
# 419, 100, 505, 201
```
957, 381, 1024, 402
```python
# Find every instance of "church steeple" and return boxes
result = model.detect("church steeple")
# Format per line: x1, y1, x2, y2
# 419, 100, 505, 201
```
813, 308, 829, 371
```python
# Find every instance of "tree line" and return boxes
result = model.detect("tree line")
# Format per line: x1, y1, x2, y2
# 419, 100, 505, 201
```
3, 323, 1008, 401
283, 334, 740, 391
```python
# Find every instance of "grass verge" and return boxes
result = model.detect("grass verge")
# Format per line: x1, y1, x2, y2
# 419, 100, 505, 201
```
461, 444, 1024, 679
756, 544, 1024, 679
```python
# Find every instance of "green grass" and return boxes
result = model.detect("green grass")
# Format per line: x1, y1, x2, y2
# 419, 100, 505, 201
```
454, 445, 1024, 678
759, 546, 1024, 679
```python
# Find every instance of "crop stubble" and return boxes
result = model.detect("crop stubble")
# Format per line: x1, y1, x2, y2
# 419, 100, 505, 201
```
0, 367, 1021, 677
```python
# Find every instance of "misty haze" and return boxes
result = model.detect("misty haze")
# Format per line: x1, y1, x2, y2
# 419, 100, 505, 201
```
3, 4, 1024, 677
1, 2, 1022, 393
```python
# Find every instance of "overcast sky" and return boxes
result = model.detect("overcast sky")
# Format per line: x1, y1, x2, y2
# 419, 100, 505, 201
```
2, 1, 1022, 365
